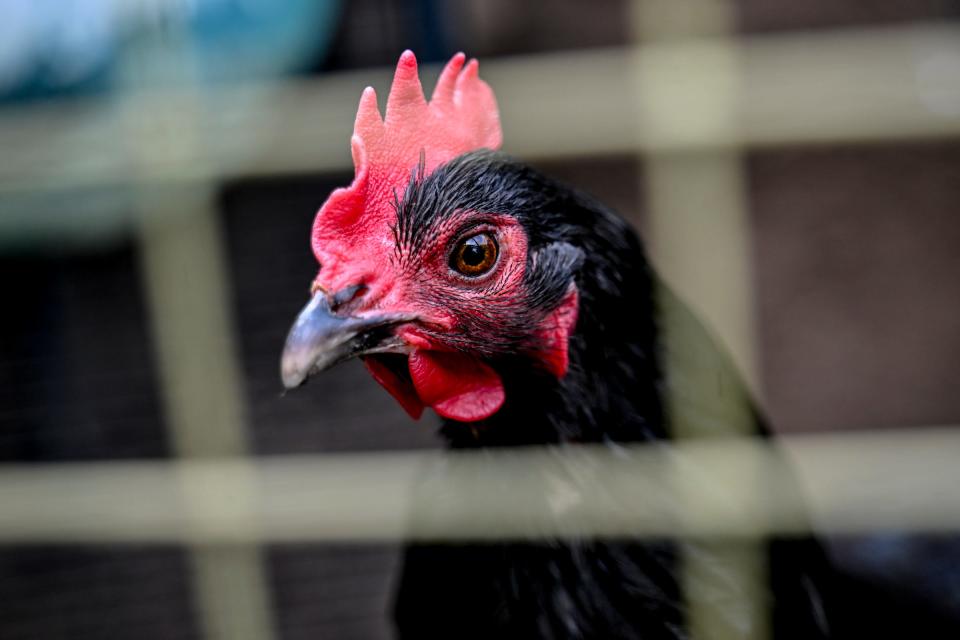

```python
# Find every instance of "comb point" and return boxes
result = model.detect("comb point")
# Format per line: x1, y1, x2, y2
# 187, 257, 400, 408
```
432, 52, 466, 105
398, 49, 417, 68
462, 58, 480, 80
354, 86, 384, 135
386, 51, 427, 124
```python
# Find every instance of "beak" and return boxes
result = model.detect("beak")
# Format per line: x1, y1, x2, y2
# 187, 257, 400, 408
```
280, 292, 411, 389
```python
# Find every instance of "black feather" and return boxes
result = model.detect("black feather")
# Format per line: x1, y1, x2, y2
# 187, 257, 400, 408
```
390, 150, 844, 639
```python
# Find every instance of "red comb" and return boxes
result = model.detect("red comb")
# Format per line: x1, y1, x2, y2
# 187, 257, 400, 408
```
312, 51, 501, 262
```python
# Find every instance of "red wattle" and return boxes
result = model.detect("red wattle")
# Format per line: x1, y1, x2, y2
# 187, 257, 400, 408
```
408, 350, 505, 422
363, 357, 425, 420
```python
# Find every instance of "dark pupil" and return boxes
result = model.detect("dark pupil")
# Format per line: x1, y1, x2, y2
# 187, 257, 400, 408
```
461, 237, 487, 266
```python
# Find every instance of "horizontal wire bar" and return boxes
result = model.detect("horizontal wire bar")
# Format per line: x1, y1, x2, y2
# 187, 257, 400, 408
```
0, 426, 956, 544
0, 22, 957, 202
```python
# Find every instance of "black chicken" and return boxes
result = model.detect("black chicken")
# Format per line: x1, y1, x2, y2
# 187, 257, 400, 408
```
280, 51, 945, 639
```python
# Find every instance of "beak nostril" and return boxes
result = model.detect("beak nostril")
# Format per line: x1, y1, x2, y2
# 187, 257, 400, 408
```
330, 283, 368, 312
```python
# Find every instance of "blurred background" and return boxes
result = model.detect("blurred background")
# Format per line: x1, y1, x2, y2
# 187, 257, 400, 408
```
1, 0, 959, 638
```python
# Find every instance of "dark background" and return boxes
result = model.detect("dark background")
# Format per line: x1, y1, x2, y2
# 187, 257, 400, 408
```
1, 1, 959, 638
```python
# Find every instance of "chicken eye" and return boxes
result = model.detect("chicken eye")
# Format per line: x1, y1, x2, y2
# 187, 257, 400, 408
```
450, 233, 498, 277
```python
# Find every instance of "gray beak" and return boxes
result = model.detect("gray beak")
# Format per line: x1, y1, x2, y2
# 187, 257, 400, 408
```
280, 292, 410, 389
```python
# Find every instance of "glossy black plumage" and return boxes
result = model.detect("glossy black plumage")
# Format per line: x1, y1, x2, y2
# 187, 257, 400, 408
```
389, 150, 841, 639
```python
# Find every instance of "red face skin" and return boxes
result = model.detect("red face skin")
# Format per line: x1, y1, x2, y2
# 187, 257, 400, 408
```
311, 208, 578, 423
303, 51, 578, 423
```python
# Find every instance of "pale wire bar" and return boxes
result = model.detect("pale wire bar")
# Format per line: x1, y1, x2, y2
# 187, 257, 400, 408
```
0, 22, 958, 206
0, 427, 957, 543
120, 29, 278, 640
632, 1, 766, 637
138, 193, 277, 640
3, 22, 957, 252
0, 13, 959, 639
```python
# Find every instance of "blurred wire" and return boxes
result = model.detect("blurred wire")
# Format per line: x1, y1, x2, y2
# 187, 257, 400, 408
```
0, 22, 957, 246
0, 427, 957, 543
1, 7, 958, 640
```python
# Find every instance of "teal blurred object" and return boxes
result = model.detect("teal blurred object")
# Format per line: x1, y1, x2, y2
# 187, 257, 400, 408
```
0, 0, 342, 101
187, 0, 341, 84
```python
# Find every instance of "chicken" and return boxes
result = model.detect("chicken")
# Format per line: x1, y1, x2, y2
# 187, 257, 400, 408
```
278, 51, 937, 639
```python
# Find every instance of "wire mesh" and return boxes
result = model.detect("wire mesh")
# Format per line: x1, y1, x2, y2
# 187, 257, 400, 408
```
1, 3, 959, 639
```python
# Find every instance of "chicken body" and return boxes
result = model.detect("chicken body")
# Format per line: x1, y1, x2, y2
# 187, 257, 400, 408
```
281, 53, 955, 640
379, 150, 834, 640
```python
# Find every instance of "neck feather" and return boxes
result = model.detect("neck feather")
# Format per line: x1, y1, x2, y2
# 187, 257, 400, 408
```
441, 233, 666, 448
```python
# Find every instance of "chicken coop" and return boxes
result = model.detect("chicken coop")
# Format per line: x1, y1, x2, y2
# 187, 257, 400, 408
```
1, 0, 959, 638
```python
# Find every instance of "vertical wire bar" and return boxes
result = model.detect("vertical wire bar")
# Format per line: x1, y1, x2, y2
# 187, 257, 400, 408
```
138, 195, 276, 640
120, 22, 277, 640
631, 1, 768, 638
644, 152, 758, 393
